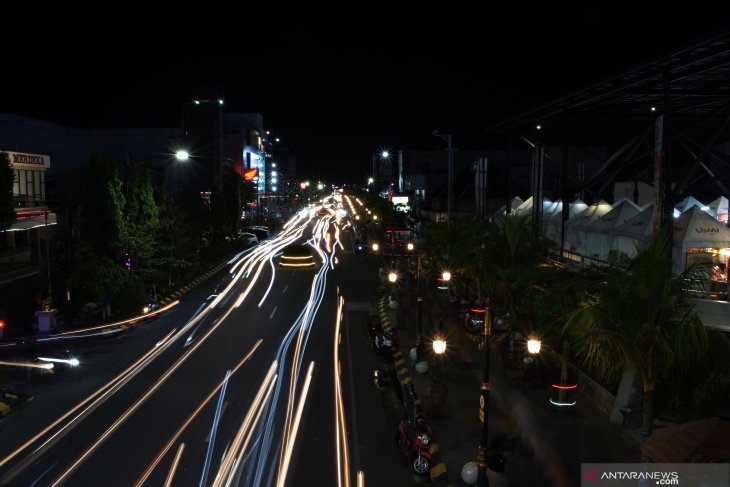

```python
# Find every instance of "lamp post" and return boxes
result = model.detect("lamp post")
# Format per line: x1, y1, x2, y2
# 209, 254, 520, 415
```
190, 99, 223, 196
477, 303, 492, 487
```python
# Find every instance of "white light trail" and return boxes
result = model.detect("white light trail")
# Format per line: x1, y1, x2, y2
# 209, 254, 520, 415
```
134, 341, 262, 487
276, 361, 315, 487
37, 357, 80, 367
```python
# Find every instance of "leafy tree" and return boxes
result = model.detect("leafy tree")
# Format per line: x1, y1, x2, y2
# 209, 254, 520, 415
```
155, 186, 196, 287
77, 154, 126, 259
72, 154, 127, 317
0, 152, 15, 229
564, 234, 729, 441
479, 214, 543, 315
124, 162, 159, 282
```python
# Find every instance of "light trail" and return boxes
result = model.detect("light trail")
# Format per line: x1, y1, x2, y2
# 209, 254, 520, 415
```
36, 357, 79, 367
212, 362, 279, 487
133, 341, 262, 487
49, 297, 266, 486
0, 360, 53, 370
163, 443, 185, 487
276, 361, 315, 487
51, 300, 180, 337
333, 296, 351, 487
257, 257, 277, 308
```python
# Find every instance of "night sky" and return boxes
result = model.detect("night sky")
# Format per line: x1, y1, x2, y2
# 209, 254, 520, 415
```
4, 7, 727, 181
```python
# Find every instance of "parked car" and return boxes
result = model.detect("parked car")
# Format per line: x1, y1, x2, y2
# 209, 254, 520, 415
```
239, 232, 259, 246
243, 226, 269, 241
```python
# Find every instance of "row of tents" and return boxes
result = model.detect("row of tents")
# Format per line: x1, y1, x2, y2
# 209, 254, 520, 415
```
499, 195, 730, 275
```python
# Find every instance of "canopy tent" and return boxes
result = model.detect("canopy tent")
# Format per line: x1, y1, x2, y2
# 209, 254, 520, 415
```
707, 195, 729, 224
495, 196, 524, 216
543, 200, 588, 247
674, 195, 705, 215
672, 204, 730, 275
563, 200, 613, 254
512, 196, 552, 217
641, 416, 730, 463
584, 198, 641, 261
610, 203, 654, 259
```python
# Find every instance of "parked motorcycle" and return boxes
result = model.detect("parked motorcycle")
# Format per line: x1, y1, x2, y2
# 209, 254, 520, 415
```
372, 332, 395, 359
395, 412, 432, 475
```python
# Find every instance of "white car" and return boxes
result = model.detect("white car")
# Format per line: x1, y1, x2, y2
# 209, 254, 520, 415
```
239, 232, 259, 246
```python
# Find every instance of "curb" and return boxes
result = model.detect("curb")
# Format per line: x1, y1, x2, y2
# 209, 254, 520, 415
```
159, 261, 229, 306
379, 297, 453, 487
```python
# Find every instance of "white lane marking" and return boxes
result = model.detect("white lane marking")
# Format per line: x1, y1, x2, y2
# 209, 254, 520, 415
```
269, 307, 278, 320
282, 285, 288, 294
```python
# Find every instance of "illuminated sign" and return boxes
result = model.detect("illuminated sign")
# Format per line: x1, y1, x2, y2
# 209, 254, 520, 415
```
244, 169, 259, 181
5, 151, 51, 170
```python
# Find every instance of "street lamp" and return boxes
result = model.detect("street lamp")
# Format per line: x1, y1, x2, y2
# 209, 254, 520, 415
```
407, 242, 415, 251
372, 243, 379, 252
527, 338, 542, 354
388, 271, 398, 283
477, 304, 493, 487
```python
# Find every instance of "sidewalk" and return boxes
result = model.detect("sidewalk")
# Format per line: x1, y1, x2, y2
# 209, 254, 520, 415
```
390, 290, 641, 486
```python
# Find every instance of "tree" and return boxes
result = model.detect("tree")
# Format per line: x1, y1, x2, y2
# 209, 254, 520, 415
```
72, 154, 127, 318
0, 152, 15, 229
564, 234, 729, 441
77, 154, 126, 259
478, 214, 543, 315
125, 162, 159, 282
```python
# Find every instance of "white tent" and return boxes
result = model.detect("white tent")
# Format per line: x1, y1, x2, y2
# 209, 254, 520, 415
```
512, 197, 552, 216
707, 196, 729, 224
672, 205, 730, 275
584, 198, 642, 261
610, 203, 655, 259
674, 196, 705, 214
495, 196, 524, 216
543, 200, 588, 247
563, 200, 613, 254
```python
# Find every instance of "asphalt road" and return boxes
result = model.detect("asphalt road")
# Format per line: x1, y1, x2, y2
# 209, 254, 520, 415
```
0, 203, 415, 487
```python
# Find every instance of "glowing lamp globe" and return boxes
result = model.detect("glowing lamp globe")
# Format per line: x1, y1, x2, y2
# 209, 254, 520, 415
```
433, 337, 447, 355
461, 462, 478, 485
527, 338, 542, 354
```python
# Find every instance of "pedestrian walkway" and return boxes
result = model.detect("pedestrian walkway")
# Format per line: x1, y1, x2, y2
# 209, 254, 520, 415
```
392, 291, 640, 486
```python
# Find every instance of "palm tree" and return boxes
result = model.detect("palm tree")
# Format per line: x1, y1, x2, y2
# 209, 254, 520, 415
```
564, 233, 728, 441
479, 214, 544, 315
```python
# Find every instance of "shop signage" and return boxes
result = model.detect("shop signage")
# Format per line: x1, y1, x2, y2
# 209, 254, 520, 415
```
5, 151, 51, 170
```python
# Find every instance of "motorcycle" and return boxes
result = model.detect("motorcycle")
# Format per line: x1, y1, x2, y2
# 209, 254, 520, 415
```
372, 332, 395, 360
395, 412, 432, 475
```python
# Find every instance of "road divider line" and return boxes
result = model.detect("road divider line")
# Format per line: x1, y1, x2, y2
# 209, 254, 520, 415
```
282, 284, 288, 294
269, 307, 278, 320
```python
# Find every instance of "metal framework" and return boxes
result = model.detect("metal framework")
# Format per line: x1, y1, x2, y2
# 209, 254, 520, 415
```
488, 28, 730, 204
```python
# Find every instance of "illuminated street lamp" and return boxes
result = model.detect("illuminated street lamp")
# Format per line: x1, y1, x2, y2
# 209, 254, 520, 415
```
527, 338, 542, 354
407, 242, 415, 251
175, 150, 189, 161
442, 271, 451, 282
367, 177, 374, 185
372, 243, 379, 252
388, 272, 397, 283
432, 335, 447, 355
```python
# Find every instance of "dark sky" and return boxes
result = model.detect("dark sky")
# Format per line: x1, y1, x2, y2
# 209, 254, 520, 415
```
4, 6, 728, 181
